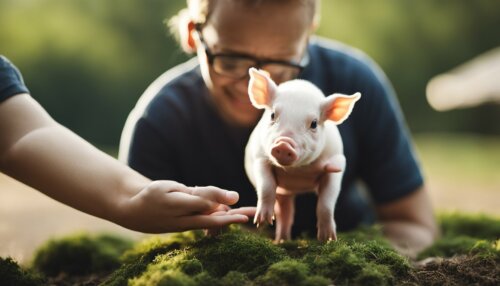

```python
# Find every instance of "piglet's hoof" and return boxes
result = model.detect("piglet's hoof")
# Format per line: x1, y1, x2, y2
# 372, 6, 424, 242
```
317, 221, 337, 242
253, 205, 275, 227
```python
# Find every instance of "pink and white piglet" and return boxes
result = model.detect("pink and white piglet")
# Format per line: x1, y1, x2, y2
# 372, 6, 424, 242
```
244, 68, 361, 242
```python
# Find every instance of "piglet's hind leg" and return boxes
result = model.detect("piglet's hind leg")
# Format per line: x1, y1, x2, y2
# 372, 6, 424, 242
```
316, 172, 342, 241
274, 192, 295, 242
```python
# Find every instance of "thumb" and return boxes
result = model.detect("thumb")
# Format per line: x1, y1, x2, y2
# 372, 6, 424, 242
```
324, 154, 346, 173
324, 164, 342, 173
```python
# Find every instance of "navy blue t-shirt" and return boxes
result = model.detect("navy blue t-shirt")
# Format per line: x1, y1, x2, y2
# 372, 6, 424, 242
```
0, 56, 30, 102
120, 37, 423, 236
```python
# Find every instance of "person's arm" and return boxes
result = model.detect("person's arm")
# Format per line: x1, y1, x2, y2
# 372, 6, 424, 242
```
376, 186, 439, 259
0, 94, 253, 232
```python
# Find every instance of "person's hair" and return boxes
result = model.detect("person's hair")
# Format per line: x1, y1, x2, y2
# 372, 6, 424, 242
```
167, 0, 319, 53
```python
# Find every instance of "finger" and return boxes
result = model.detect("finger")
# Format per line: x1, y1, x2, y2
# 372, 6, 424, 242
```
209, 206, 256, 217
201, 203, 230, 215
166, 192, 219, 213
217, 204, 231, 212
190, 186, 240, 205
226, 207, 256, 217
176, 214, 249, 230
324, 155, 346, 173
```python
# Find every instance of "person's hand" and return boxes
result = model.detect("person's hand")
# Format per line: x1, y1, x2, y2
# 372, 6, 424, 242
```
115, 180, 255, 233
203, 204, 256, 236
273, 155, 345, 191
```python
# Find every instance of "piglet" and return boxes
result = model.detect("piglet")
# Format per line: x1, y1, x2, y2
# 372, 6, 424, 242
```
244, 68, 361, 242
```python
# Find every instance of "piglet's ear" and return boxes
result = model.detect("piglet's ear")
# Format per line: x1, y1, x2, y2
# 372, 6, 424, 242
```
321, 92, 361, 124
248, 67, 277, 109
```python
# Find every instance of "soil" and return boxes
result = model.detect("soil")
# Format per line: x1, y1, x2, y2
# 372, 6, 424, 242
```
37, 255, 500, 286
413, 256, 500, 286
45, 273, 108, 286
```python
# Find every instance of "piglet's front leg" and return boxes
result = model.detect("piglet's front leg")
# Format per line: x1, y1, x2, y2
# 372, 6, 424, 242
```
253, 159, 277, 227
316, 171, 343, 241
274, 192, 295, 242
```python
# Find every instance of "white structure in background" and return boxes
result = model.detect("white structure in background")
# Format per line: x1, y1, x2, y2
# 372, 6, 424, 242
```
426, 47, 500, 111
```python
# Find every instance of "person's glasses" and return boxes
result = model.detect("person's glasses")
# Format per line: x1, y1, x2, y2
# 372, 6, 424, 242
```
195, 24, 309, 82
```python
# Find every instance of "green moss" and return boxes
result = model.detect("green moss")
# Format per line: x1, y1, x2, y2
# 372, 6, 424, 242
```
128, 250, 202, 286
102, 231, 202, 286
121, 231, 203, 264
469, 240, 500, 260
176, 257, 204, 276
301, 238, 405, 285
256, 259, 309, 285
302, 275, 331, 286
439, 212, 500, 240
220, 271, 252, 286
353, 263, 392, 286
307, 241, 365, 282
11, 213, 500, 285
350, 240, 411, 277
0, 257, 45, 286
192, 229, 287, 278
31, 233, 132, 277
151, 250, 203, 275
277, 239, 314, 259
338, 225, 385, 242
129, 269, 196, 286
418, 214, 500, 260
193, 271, 221, 286
418, 235, 481, 259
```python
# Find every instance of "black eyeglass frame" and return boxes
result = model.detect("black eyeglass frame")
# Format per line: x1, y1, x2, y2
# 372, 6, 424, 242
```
194, 23, 309, 79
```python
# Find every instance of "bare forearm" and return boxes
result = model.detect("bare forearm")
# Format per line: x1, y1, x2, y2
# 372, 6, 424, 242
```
0, 94, 253, 234
1, 124, 150, 222
382, 220, 438, 259
376, 187, 439, 259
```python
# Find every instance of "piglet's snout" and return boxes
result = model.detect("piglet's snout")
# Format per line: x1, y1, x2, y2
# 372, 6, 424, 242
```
271, 138, 298, 166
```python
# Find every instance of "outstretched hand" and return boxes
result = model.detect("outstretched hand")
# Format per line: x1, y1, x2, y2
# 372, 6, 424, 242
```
116, 180, 255, 233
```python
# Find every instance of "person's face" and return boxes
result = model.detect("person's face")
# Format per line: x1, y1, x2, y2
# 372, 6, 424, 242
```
191, 1, 312, 127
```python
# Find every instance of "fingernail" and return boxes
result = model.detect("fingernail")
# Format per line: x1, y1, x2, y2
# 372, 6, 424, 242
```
226, 191, 239, 201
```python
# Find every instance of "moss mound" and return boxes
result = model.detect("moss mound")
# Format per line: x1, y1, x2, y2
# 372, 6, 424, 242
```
9, 212, 499, 285
102, 227, 411, 286
0, 257, 45, 286
301, 240, 409, 286
418, 213, 500, 260
102, 231, 203, 286
256, 259, 310, 286
32, 232, 133, 277
192, 229, 287, 278
439, 212, 500, 240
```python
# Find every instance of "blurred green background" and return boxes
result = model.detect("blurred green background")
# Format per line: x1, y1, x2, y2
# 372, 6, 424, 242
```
1, 0, 499, 147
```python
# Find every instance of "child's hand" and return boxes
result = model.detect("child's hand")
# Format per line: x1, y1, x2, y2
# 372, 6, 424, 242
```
115, 180, 255, 233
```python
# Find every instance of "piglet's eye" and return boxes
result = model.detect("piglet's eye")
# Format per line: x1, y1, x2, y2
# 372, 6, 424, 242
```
310, 119, 318, 129
271, 112, 275, 121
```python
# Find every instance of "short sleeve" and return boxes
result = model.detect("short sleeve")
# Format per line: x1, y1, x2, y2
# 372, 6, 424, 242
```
125, 114, 182, 181
0, 56, 30, 102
